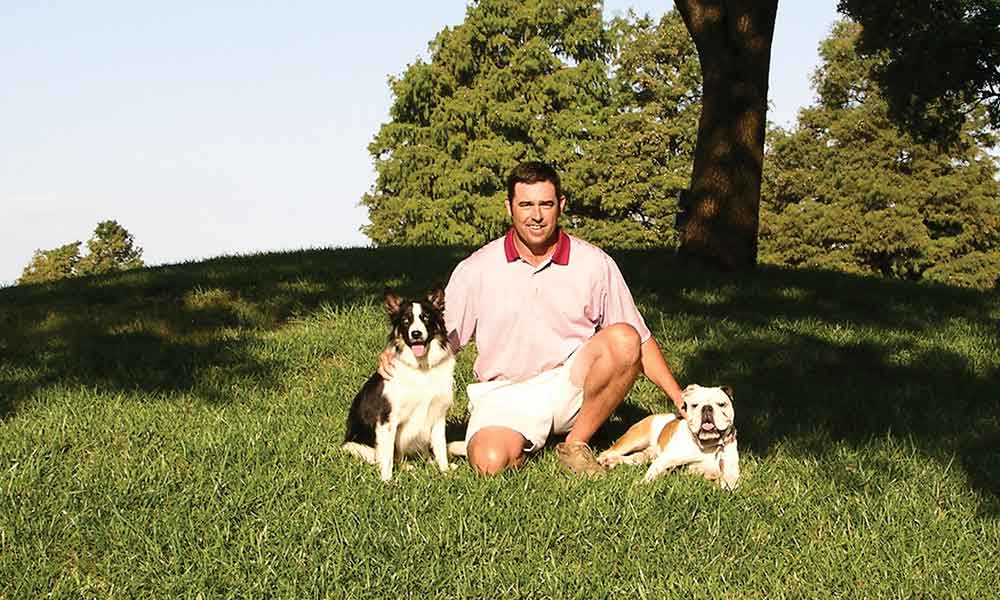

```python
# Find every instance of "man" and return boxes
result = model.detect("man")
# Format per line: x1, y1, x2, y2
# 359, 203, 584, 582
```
383, 162, 685, 476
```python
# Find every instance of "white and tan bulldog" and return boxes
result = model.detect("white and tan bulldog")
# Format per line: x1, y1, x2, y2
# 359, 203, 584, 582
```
597, 384, 740, 490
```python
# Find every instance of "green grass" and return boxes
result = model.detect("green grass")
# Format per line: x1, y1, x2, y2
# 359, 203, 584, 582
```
1, 246, 998, 598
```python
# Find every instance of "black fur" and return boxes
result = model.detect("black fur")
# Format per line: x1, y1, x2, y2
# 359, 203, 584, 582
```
343, 373, 389, 446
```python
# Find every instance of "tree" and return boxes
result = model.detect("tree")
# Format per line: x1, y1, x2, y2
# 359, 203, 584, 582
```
18, 242, 82, 285
77, 220, 144, 276
838, 0, 1000, 143
362, 1, 700, 249
17, 220, 144, 285
672, 0, 778, 271
760, 21, 1000, 289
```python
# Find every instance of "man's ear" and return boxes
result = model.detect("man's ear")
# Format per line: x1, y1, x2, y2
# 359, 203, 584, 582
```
384, 287, 402, 316
427, 284, 446, 312
721, 385, 735, 401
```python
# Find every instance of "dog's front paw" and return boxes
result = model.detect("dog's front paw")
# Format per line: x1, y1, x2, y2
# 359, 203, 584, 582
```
596, 452, 623, 468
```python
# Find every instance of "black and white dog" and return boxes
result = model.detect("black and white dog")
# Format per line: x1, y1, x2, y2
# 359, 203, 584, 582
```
342, 286, 456, 481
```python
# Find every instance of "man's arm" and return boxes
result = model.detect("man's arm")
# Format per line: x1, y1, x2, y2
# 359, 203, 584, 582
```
639, 336, 686, 417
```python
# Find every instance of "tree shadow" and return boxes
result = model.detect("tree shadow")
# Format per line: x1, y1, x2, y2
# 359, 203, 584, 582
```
2, 244, 997, 516
0, 246, 469, 418
612, 248, 1000, 516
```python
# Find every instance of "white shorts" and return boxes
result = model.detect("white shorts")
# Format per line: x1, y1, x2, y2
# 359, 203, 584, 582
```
464, 350, 584, 452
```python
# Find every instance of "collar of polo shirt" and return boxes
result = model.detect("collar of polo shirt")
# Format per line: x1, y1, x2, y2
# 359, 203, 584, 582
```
503, 228, 571, 265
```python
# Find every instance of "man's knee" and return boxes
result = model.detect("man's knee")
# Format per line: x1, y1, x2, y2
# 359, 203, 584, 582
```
468, 430, 526, 475
601, 323, 641, 367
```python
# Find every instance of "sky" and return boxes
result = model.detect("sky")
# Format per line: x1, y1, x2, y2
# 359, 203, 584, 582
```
0, 1, 839, 286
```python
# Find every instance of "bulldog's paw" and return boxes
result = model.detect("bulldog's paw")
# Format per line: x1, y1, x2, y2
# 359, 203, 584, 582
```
596, 452, 623, 468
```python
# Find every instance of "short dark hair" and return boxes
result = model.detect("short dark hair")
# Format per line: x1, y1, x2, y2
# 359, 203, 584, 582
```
506, 162, 562, 203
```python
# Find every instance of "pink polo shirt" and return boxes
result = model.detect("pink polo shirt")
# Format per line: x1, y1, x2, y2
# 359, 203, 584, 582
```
445, 229, 652, 383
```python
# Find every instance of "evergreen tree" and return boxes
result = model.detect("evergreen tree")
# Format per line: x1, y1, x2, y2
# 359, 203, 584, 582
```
77, 220, 144, 276
18, 242, 82, 285
362, 1, 699, 249
839, 0, 1000, 141
760, 20, 1000, 289
17, 220, 145, 285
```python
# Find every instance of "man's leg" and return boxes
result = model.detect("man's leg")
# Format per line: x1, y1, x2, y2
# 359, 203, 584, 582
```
467, 426, 527, 475
566, 323, 642, 442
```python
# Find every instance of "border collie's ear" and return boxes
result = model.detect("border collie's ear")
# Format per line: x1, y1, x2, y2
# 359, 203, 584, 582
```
384, 287, 402, 315
721, 385, 734, 401
427, 284, 446, 311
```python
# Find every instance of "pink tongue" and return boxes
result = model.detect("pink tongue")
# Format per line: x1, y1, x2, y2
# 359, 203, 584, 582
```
701, 422, 716, 431
411, 343, 426, 357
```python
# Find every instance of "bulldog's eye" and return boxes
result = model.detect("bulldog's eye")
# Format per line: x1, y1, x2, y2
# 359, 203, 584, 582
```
716, 402, 726, 408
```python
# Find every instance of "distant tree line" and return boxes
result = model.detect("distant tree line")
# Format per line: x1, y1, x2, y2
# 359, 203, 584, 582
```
364, 1, 999, 289
19, 220, 144, 285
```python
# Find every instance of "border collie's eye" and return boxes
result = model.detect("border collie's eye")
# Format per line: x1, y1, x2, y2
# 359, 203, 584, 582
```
420, 314, 429, 322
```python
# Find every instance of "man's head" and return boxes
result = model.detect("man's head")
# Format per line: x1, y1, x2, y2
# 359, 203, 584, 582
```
505, 162, 566, 255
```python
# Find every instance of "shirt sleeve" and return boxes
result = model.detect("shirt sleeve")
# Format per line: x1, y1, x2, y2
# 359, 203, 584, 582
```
601, 254, 652, 342
444, 258, 477, 352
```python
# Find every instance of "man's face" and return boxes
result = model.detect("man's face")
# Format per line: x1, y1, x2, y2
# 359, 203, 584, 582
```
507, 180, 566, 252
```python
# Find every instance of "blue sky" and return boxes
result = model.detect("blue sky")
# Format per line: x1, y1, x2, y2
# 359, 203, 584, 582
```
0, 1, 839, 285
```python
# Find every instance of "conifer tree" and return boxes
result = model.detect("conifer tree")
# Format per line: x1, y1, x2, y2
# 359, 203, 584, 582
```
362, 1, 699, 249
77, 220, 144, 276
760, 21, 1000, 289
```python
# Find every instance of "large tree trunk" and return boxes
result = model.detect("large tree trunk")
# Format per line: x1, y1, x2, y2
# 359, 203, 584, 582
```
674, 0, 777, 270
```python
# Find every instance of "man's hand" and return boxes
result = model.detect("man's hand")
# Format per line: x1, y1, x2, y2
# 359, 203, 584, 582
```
377, 347, 395, 379
672, 393, 687, 419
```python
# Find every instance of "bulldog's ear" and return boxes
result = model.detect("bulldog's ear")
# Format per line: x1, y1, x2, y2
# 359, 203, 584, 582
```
427, 284, 446, 312
384, 287, 402, 316
721, 385, 734, 401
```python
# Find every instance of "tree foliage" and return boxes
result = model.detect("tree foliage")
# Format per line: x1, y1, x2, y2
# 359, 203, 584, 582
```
77, 220, 145, 276
18, 220, 144, 285
18, 242, 82, 286
760, 21, 1000, 289
362, 0, 699, 249
838, 0, 1000, 143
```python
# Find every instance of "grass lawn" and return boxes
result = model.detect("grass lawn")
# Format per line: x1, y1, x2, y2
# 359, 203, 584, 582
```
1, 246, 998, 598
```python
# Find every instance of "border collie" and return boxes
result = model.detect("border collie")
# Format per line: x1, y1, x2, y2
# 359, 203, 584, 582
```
342, 286, 455, 481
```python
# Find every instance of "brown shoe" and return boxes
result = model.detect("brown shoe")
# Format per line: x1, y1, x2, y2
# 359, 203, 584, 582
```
555, 441, 606, 478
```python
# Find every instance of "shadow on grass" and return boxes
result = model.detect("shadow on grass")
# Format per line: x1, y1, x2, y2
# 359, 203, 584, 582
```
613, 248, 1000, 516
1, 244, 997, 515
0, 246, 469, 419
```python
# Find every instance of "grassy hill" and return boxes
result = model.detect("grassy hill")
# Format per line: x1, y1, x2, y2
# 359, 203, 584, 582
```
1, 246, 998, 598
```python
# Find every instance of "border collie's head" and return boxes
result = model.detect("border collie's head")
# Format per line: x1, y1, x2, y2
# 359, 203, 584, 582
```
384, 285, 448, 364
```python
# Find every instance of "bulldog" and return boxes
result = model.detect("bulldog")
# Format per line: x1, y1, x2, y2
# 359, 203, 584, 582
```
597, 384, 740, 490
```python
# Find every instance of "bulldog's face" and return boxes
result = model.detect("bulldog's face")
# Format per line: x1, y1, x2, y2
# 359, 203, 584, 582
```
681, 385, 735, 444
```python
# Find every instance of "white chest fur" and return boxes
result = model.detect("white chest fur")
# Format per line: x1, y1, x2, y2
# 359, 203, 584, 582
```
382, 352, 455, 456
